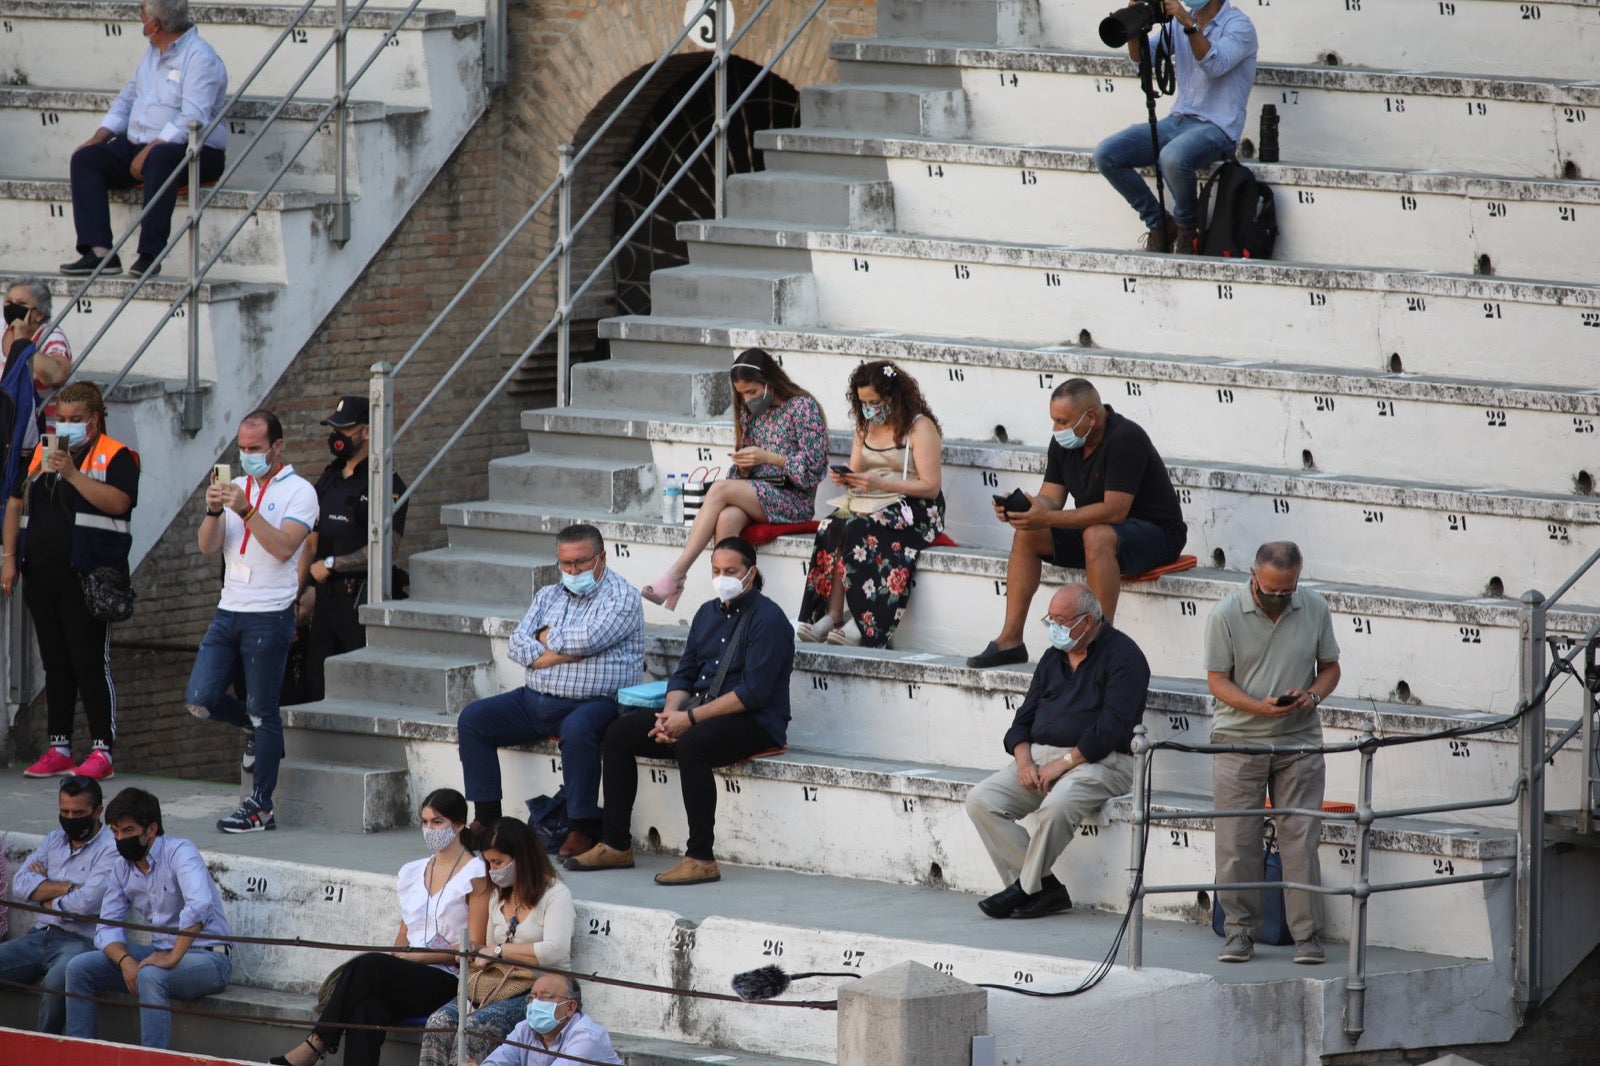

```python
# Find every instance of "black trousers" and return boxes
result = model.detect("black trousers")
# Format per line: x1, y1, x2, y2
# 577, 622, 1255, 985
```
600, 710, 777, 860
70, 136, 226, 257
22, 563, 114, 750
305, 579, 367, 702
313, 952, 456, 1066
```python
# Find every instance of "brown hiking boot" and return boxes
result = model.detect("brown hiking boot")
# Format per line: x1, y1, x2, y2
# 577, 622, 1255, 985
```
563, 842, 635, 871
1173, 225, 1200, 254
654, 857, 722, 885
1142, 214, 1177, 252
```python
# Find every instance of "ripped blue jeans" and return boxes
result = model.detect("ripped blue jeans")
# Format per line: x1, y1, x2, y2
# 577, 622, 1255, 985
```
185, 607, 296, 807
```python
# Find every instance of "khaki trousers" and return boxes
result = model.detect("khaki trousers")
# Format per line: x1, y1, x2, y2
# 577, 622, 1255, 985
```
1212, 736, 1325, 942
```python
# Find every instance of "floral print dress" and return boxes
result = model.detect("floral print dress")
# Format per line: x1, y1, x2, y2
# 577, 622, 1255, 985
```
732, 394, 828, 524
797, 428, 945, 648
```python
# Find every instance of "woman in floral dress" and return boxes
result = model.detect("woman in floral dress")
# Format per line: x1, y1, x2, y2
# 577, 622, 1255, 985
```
796, 360, 944, 647
643, 349, 826, 610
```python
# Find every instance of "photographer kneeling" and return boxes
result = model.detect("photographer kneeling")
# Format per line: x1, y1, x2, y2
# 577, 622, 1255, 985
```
1092, 0, 1258, 253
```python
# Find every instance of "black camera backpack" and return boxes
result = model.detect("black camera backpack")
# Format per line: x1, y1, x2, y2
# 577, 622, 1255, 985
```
1196, 158, 1277, 259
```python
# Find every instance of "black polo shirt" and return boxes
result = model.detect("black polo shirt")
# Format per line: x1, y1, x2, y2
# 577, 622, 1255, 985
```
1044, 407, 1186, 537
313, 458, 407, 557
1001, 624, 1152, 763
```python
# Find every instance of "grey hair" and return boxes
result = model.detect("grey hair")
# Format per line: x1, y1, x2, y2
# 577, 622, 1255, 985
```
145, 0, 193, 33
1255, 541, 1304, 571
556, 523, 605, 555
564, 975, 582, 1010
1049, 377, 1102, 410
1058, 581, 1104, 623
7, 277, 50, 319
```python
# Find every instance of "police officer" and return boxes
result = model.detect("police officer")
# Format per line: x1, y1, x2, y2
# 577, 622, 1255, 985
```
301, 395, 406, 701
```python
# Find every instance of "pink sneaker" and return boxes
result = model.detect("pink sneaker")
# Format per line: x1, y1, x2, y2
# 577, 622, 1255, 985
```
23, 749, 77, 777
72, 750, 115, 781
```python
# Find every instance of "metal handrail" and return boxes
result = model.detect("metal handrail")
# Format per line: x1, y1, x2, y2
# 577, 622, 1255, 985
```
367, 0, 828, 598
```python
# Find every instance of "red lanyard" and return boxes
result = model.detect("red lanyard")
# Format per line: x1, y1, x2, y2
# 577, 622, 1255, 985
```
238, 476, 271, 555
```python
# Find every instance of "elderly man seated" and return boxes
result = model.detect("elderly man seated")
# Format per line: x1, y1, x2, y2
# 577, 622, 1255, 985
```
468, 975, 621, 1066
964, 581, 1151, 919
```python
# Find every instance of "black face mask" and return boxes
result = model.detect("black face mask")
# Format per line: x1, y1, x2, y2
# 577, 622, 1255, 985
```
3, 303, 29, 325
59, 814, 97, 843
116, 833, 152, 864
327, 430, 355, 459
1253, 582, 1294, 611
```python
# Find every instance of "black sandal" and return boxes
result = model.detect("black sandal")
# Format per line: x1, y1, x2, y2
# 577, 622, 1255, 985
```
268, 1036, 326, 1065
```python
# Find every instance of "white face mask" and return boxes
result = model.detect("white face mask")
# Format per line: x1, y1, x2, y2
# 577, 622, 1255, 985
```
422, 826, 457, 853
711, 570, 752, 603
488, 861, 517, 888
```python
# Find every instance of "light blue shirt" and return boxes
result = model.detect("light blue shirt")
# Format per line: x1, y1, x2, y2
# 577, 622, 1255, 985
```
10, 826, 120, 942
479, 1014, 622, 1066
101, 26, 229, 150
508, 566, 645, 699
93, 836, 231, 951
1147, 1, 1258, 143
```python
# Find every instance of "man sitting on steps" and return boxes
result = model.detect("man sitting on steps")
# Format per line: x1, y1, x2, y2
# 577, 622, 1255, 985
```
457, 523, 644, 859
965, 582, 1150, 920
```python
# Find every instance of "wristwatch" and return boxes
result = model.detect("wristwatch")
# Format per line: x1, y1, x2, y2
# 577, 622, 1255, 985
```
324, 556, 336, 573
1183, 21, 1199, 34
494, 943, 504, 959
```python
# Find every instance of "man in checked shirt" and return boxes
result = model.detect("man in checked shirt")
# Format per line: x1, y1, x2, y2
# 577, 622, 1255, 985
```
457, 524, 645, 859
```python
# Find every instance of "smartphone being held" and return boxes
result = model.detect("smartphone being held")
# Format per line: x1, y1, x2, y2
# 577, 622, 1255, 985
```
40, 434, 58, 468
214, 463, 231, 484
993, 487, 1030, 513
830, 464, 854, 475
1273, 693, 1298, 707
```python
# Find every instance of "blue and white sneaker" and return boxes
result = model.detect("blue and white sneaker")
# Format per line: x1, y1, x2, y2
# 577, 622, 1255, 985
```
217, 796, 276, 834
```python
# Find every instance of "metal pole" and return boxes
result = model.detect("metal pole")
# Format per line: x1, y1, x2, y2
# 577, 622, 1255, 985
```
485, 0, 508, 86
1343, 724, 1375, 1043
367, 361, 394, 602
456, 928, 470, 1066
182, 120, 203, 437
332, 0, 352, 244
555, 144, 574, 408
1126, 724, 1149, 969
1581, 640, 1597, 835
1515, 590, 1547, 1015
714, 0, 729, 218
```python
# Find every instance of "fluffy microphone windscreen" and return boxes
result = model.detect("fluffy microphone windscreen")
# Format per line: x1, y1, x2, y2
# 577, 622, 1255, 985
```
731, 964, 792, 1001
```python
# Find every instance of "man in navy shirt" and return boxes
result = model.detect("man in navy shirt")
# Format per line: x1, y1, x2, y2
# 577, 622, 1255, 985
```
965, 582, 1150, 919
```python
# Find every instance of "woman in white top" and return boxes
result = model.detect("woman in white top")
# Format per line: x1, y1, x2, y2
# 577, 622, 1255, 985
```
797, 360, 945, 648
271, 789, 488, 1066
420, 817, 575, 1066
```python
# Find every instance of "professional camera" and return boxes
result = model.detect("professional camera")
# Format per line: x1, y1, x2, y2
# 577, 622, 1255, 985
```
1099, 0, 1170, 48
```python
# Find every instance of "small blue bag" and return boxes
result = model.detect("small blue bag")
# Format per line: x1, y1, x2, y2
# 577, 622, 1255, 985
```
1211, 846, 1294, 946
616, 679, 669, 710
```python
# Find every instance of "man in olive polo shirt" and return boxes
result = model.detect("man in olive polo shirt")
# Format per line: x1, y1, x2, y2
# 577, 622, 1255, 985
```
1205, 540, 1340, 965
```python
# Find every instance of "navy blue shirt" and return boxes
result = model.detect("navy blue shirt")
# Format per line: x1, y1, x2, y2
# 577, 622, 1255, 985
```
1001, 624, 1151, 762
669, 589, 793, 747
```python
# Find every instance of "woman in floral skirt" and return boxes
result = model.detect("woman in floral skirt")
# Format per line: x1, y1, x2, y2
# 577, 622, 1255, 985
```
796, 360, 944, 647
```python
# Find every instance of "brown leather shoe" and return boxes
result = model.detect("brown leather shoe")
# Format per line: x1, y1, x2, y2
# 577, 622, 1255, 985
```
654, 857, 721, 885
564, 843, 635, 871
557, 829, 595, 859
1142, 214, 1177, 253
1173, 225, 1200, 254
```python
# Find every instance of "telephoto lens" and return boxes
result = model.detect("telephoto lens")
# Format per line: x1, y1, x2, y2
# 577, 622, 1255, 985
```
1099, 0, 1167, 48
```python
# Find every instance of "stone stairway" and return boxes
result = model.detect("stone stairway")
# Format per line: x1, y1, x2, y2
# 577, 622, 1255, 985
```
278, 0, 1600, 1060
0, 0, 486, 566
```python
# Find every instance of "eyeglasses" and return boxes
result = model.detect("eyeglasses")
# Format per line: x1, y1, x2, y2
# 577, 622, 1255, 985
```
530, 993, 572, 1003
1039, 611, 1091, 628
557, 553, 599, 574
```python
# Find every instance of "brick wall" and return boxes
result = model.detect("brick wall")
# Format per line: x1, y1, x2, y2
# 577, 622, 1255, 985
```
8, 0, 877, 778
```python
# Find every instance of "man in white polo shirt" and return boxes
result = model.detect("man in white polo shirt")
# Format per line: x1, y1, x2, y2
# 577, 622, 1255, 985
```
186, 409, 318, 833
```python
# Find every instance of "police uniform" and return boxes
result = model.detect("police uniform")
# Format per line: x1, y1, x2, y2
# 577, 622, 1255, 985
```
304, 399, 407, 702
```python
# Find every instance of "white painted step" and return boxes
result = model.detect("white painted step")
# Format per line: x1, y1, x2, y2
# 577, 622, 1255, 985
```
757, 129, 1600, 283
321, 645, 495, 715
675, 219, 1600, 385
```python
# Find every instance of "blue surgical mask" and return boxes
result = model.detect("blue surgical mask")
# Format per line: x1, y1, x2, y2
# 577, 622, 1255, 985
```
1052, 412, 1089, 451
861, 402, 889, 425
561, 569, 597, 596
525, 997, 565, 1035
54, 421, 89, 447
1046, 620, 1080, 652
240, 452, 271, 479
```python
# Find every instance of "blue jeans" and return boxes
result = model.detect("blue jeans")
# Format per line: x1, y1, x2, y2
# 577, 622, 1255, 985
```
1093, 112, 1238, 229
185, 607, 296, 808
457, 687, 620, 823
0, 925, 96, 1033
64, 944, 232, 1049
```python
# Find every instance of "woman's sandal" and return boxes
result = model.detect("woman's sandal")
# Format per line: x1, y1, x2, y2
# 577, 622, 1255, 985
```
797, 616, 836, 643
641, 570, 685, 611
269, 1036, 326, 1065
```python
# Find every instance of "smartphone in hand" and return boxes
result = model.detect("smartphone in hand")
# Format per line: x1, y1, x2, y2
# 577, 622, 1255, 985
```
993, 488, 1030, 513
214, 463, 231, 484
40, 434, 58, 467
830, 464, 854, 475
1274, 694, 1298, 707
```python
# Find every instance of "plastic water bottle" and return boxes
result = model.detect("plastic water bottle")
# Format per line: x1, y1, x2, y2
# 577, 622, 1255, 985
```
662, 473, 683, 524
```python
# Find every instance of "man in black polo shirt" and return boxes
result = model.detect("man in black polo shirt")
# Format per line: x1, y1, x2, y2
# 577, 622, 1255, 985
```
968, 377, 1185, 668
964, 582, 1150, 919
299, 395, 406, 701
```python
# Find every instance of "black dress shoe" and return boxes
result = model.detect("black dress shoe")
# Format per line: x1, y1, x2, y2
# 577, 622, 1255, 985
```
1011, 883, 1073, 919
60, 252, 121, 276
966, 641, 1028, 669
978, 881, 1032, 919
128, 253, 160, 278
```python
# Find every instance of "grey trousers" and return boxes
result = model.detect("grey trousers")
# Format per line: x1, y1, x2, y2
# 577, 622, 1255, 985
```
1212, 736, 1326, 942
965, 747, 1134, 895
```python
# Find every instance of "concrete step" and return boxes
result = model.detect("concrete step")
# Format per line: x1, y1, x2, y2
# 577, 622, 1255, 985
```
570, 356, 735, 418
486, 449, 657, 513
321, 645, 494, 715
755, 129, 1600, 283
673, 219, 1600, 386
876, 0, 1042, 47
200, 0, 487, 16
389, 509, 1600, 719
725, 171, 896, 230
407, 545, 558, 609
650, 265, 820, 323
1030, 0, 1600, 81
273, 756, 412, 832
832, 41, 1600, 179
2, 767, 1524, 1062
799, 83, 970, 139
0, 1, 466, 108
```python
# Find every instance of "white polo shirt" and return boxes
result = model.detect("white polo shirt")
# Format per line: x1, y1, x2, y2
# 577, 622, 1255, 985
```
217, 465, 319, 613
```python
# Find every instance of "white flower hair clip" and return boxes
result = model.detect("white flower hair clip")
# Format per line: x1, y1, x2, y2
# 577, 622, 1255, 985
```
881, 365, 897, 378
